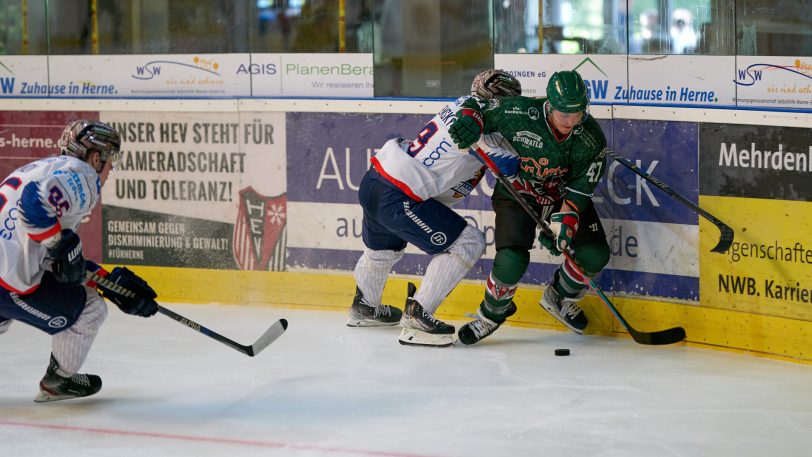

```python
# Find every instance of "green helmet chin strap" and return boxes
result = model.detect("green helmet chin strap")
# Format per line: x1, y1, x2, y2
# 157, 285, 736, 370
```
546, 70, 589, 113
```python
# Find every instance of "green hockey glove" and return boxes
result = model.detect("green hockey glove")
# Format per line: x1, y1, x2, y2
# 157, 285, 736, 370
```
449, 108, 484, 149
538, 211, 579, 255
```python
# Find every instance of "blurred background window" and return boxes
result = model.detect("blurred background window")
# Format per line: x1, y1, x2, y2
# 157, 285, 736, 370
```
494, 0, 628, 54
253, 0, 373, 53
736, 0, 812, 56
0, 1, 809, 97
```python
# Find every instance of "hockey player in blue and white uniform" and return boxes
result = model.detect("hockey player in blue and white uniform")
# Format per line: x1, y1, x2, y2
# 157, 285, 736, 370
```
347, 69, 522, 347
0, 120, 159, 402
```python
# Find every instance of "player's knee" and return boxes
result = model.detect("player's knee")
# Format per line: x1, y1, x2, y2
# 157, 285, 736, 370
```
80, 291, 108, 332
449, 225, 486, 262
365, 248, 405, 263
575, 241, 610, 276
492, 247, 530, 284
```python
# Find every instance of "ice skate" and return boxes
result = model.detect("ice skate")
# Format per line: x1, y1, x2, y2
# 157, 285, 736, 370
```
34, 354, 102, 403
457, 301, 518, 345
346, 287, 402, 327
539, 286, 587, 334
399, 283, 455, 347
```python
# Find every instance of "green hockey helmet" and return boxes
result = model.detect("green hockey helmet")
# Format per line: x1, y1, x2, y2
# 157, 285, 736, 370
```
546, 70, 589, 113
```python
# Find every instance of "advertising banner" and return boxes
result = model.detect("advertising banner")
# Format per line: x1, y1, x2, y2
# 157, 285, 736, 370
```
628, 55, 734, 106
495, 54, 627, 102
48, 54, 252, 98
600, 119, 699, 299
699, 123, 812, 320
0, 56, 49, 97
256, 53, 374, 97
101, 111, 287, 270
734, 56, 812, 110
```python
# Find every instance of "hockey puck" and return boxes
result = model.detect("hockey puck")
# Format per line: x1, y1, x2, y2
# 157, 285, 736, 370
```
554, 348, 570, 356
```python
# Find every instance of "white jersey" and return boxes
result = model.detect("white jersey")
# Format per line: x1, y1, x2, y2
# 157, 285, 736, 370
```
371, 96, 505, 206
0, 155, 100, 294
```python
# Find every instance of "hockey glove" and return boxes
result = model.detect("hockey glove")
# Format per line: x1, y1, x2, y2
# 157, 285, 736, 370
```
46, 229, 86, 284
449, 109, 484, 149
538, 211, 579, 255
100, 267, 159, 318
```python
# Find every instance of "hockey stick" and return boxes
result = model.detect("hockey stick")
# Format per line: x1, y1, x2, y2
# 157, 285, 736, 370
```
605, 149, 734, 253
473, 144, 685, 345
85, 268, 287, 357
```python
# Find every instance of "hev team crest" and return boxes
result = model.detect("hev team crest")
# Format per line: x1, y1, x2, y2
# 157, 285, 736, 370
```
232, 187, 287, 271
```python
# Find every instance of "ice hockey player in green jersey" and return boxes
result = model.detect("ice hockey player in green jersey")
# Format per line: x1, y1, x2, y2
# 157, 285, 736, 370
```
449, 70, 611, 344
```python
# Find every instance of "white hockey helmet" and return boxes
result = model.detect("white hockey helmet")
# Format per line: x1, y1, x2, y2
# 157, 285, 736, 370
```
471, 69, 522, 99
59, 120, 122, 169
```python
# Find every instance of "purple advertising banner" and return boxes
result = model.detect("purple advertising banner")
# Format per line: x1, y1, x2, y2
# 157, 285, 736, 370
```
286, 112, 699, 300
287, 112, 425, 204
601, 119, 699, 225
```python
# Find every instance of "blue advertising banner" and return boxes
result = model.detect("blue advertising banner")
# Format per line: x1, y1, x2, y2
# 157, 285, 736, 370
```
602, 119, 699, 224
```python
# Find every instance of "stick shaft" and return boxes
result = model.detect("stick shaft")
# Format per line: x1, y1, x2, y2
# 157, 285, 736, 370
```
605, 149, 734, 253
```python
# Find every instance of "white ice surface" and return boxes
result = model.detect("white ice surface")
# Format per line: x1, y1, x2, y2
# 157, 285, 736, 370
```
1, 304, 811, 457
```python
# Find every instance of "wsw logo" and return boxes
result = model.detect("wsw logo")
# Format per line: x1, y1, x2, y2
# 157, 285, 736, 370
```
132, 57, 221, 80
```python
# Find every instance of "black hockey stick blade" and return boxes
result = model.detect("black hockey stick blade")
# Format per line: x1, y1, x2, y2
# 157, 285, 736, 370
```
472, 144, 686, 346
591, 280, 686, 345
87, 269, 287, 357
630, 325, 687, 345
605, 149, 734, 253
710, 223, 735, 254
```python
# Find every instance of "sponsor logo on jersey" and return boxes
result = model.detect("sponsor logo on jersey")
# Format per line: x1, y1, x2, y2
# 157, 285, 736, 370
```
232, 188, 287, 271
421, 140, 453, 167
55, 170, 88, 209
513, 131, 544, 149
451, 168, 484, 198
504, 106, 526, 116
528, 107, 541, 120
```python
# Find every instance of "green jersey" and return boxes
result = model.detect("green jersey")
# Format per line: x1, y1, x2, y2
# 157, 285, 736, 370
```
467, 96, 607, 213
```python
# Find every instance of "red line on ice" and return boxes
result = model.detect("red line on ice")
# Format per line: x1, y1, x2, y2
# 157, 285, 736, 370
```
0, 419, 440, 457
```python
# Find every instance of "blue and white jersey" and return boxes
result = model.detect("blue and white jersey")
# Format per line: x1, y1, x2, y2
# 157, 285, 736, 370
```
371, 96, 507, 206
0, 155, 100, 294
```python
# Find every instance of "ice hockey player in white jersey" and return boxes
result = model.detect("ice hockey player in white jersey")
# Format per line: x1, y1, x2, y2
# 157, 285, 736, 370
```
0, 120, 160, 402
347, 69, 522, 347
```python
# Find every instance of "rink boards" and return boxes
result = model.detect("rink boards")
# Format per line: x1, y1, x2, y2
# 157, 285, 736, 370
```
0, 100, 809, 361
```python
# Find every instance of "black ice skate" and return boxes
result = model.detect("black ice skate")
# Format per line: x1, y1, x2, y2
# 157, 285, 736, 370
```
346, 286, 403, 327
457, 301, 518, 345
539, 286, 588, 334
399, 283, 455, 347
34, 354, 102, 403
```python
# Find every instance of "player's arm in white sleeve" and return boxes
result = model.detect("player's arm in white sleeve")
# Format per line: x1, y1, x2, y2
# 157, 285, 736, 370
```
470, 132, 520, 178
18, 164, 99, 283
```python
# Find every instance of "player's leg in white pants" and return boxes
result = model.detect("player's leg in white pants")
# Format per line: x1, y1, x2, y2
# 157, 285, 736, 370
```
353, 248, 405, 307
51, 288, 108, 376
414, 224, 486, 315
